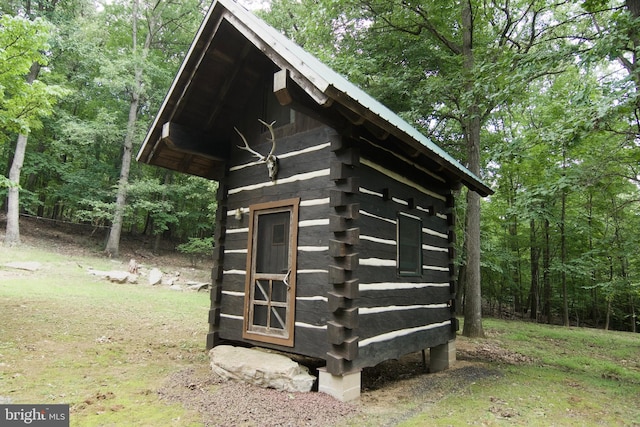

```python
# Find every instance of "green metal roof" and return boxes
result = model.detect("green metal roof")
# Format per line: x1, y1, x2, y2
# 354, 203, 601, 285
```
220, 0, 491, 195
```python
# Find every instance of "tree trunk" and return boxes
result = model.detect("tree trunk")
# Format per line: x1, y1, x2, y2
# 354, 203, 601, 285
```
630, 296, 636, 333
561, 187, 569, 326
460, 0, 484, 338
4, 134, 29, 246
605, 256, 614, 330
560, 141, 569, 327
456, 258, 467, 316
543, 217, 552, 323
463, 188, 484, 337
105, 0, 149, 257
4, 62, 41, 246
456, 203, 468, 317
587, 193, 600, 327
529, 218, 540, 320
618, 253, 635, 333
104, 94, 138, 256
509, 216, 522, 315
152, 170, 172, 254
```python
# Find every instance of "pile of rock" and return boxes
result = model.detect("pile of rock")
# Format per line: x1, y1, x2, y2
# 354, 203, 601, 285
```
88, 259, 210, 291
88, 267, 139, 284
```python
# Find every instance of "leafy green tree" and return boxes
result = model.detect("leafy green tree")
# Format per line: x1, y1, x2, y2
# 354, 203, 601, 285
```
176, 236, 214, 267
265, 0, 605, 336
483, 55, 640, 329
0, 0, 211, 254
1, 14, 69, 245
584, 0, 640, 141
102, 0, 207, 257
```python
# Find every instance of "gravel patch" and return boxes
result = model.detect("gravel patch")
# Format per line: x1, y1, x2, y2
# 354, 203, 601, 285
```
159, 368, 360, 426
158, 351, 506, 427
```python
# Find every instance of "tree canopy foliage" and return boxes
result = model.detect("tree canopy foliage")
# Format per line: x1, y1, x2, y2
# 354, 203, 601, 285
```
0, 15, 59, 136
1, 0, 639, 333
1, 0, 215, 250
261, 0, 640, 333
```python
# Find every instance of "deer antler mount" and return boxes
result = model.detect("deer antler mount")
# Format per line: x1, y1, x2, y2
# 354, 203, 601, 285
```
235, 119, 279, 181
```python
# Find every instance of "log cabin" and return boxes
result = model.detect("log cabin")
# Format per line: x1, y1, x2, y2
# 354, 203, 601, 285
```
137, 0, 493, 401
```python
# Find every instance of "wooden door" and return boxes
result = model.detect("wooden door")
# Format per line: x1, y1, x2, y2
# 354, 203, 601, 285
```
243, 198, 299, 346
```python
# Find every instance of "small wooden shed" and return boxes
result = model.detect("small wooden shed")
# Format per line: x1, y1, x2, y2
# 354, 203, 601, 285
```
137, 0, 492, 401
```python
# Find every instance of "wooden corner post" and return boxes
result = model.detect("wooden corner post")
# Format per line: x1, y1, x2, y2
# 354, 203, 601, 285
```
320, 131, 362, 401
206, 182, 228, 349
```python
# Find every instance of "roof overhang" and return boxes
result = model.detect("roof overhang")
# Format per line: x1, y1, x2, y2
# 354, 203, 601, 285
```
137, 0, 493, 196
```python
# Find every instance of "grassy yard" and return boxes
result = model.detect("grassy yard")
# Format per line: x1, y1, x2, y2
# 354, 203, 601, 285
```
397, 319, 640, 426
1, 242, 639, 426
0, 244, 209, 426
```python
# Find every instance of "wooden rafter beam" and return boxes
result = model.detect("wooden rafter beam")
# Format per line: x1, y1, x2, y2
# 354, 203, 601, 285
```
273, 69, 293, 106
205, 41, 254, 129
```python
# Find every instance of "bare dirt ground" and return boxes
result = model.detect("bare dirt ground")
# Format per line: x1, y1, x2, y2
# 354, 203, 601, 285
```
4, 214, 212, 281
2, 215, 530, 426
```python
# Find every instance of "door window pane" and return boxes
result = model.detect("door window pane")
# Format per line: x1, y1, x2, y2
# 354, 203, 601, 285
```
272, 223, 285, 245
270, 306, 287, 330
271, 279, 288, 303
254, 305, 268, 327
254, 280, 268, 301
256, 212, 290, 274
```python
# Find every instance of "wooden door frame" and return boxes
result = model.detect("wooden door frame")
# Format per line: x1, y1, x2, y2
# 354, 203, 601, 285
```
242, 198, 300, 347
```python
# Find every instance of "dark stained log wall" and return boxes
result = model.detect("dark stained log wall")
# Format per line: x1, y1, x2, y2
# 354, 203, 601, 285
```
210, 119, 338, 359
207, 111, 460, 370
352, 146, 457, 370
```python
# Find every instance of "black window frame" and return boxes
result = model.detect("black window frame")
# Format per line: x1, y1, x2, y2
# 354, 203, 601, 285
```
397, 212, 423, 277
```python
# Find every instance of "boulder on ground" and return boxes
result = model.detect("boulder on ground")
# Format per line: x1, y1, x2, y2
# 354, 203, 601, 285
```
148, 268, 162, 285
88, 268, 137, 284
161, 275, 178, 286
4, 261, 42, 272
209, 345, 315, 393
87, 268, 108, 278
107, 271, 130, 283
186, 281, 210, 292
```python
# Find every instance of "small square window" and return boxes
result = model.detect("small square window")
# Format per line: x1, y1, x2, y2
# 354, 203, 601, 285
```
397, 213, 422, 276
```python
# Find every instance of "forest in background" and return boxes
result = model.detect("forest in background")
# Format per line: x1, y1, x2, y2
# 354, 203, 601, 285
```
1, 0, 639, 333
